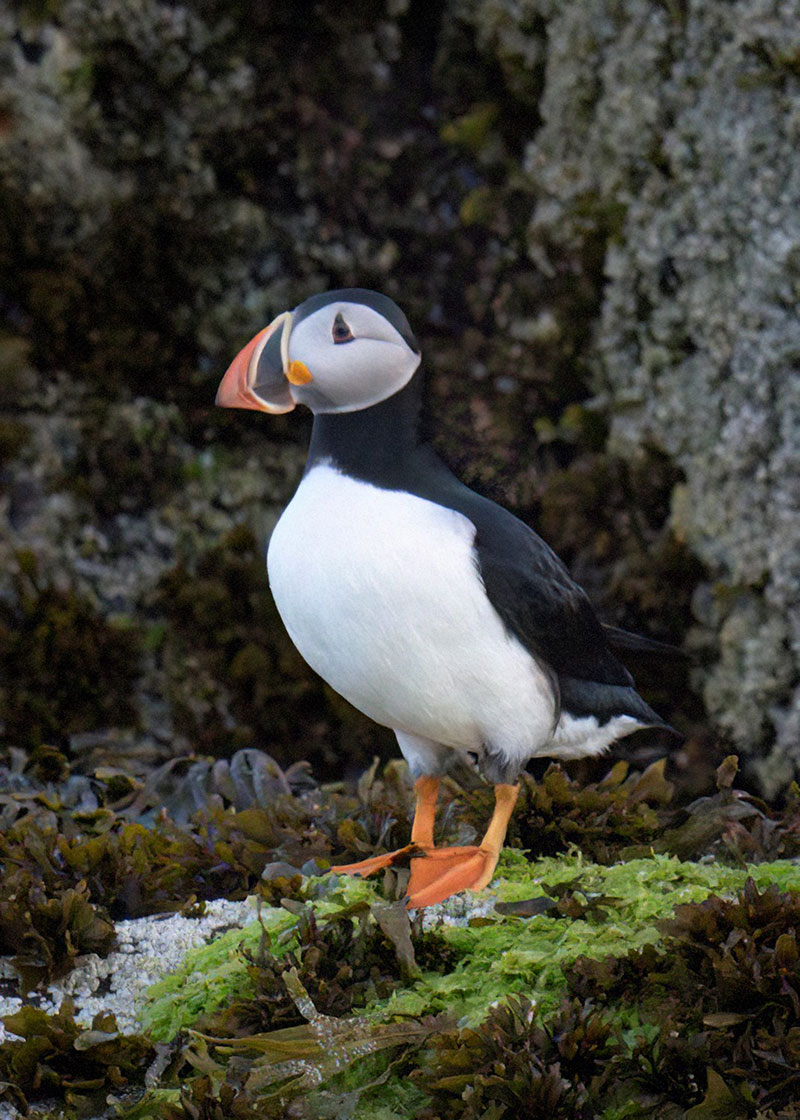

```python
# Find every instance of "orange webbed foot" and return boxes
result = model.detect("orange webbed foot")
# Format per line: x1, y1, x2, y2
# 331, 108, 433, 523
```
330, 843, 422, 878
405, 845, 500, 908
333, 780, 519, 908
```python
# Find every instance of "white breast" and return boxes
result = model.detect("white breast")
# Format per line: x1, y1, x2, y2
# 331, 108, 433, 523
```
266, 464, 557, 764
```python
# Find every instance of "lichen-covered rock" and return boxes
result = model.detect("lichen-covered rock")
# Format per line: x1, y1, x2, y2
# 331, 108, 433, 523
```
460, 0, 800, 791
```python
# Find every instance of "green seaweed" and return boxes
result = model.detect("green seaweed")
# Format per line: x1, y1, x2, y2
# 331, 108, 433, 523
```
0, 875, 115, 990
418, 995, 618, 1119
4, 753, 800, 1117
1, 751, 798, 994
452, 756, 797, 867
144, 885, 460, 1046
126, 857, 800, 1119
0, 1001, 154, 1115
161, 972, 450, 1120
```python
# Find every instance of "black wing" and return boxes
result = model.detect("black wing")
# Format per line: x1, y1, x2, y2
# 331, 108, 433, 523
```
407, 449, 669, 727
602, 624, 687, 659
461, 492, 631, 681
469, 497, 671, 725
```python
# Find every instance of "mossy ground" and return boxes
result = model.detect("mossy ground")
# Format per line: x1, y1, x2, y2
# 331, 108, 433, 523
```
2, 754, 800, 1117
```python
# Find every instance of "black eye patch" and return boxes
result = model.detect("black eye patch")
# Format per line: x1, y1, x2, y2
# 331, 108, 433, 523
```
332, 312, 355, 344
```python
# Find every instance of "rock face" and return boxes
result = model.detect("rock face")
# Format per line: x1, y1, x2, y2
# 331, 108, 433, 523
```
1, 0, 798, 789
602, 4, 800, 796
486, 0, 800, 793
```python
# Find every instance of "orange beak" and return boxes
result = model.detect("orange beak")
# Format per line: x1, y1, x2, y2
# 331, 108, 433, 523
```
216, 311, 303, 414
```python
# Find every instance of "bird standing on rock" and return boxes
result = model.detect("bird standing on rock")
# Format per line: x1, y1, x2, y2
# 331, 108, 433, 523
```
216, 288, 674, 908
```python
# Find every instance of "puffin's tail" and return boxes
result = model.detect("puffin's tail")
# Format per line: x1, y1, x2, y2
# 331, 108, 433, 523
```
559, 676, 682, 738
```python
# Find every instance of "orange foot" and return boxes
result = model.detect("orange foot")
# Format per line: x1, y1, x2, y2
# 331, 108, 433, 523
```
330, 843, 423, 878
405, 845, 500, 908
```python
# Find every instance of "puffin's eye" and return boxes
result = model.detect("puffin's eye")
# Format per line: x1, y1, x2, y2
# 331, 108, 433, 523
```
332, 313, 355, 344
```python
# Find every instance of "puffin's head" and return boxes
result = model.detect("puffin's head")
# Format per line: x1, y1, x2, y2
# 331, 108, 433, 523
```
216, 288, 421, 416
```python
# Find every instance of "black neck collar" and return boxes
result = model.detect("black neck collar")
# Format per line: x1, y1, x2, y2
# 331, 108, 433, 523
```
305, 373, 427, 486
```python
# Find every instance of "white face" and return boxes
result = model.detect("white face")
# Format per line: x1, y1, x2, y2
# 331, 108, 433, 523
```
287, 301, 421, 414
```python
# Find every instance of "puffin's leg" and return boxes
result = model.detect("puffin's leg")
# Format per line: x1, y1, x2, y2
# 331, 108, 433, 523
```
406, 782, 520, 908
471, 781, 520, 889
330, 774, 440, 877
410, 775, 439, 847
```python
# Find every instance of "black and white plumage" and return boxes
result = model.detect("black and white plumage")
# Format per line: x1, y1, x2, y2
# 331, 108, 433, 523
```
217, 288, 674, 906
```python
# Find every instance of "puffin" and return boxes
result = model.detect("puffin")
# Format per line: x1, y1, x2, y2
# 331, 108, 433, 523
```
216, 288, 674, 908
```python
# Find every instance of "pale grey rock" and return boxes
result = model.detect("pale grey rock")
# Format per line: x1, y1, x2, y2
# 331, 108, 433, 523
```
0, 897, 256, 1034
596, 2, 800, 794
464, 0, 800, 792
415, 889, 497, 931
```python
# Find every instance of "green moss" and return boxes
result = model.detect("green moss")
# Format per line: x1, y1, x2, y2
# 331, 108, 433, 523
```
142, 912, 292, 1041
127, 856, 800, 1119
387, 853, 800, 1024
141, 876, 384, 1041
140, 853, 800, 1045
